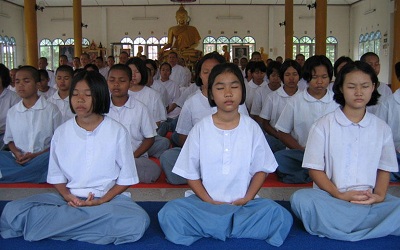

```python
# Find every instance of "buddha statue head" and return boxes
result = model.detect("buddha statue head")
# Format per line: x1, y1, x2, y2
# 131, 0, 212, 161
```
176, 5, 189, 26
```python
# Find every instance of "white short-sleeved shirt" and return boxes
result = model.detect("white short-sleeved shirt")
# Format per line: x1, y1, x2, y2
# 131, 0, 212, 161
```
47, 70, 57, 89
367, 82, 393, 114
47, 116, 138, 198
37, 87, 57, 99
259, 86, 298, 127
99, 66, 109, 79
173, 114, 277, 203
0, 89, 20, 134
297, 78, 308, 91
47, 91, 75, 123
303, 108, 398, 192
175, 83, 199, 108
155, 79, 181, 105
128, 86, 167, 124
245, 80, 267, 111
250, 83, 277, 116
7, 85, 16, 92
376, 89, 400, 151
275, 89, 339, 147
170, 64, 189, 89
107, 96, 157, 157
4, 96, 62, 153
176, 90, 249, 136
150, 81, 169, 108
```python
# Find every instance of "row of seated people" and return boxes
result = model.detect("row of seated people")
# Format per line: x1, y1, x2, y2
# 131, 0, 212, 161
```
1, 52, 400, 246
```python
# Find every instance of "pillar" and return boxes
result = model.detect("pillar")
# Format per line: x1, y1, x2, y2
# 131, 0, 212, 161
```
315, 0, 327, 56
285, 0, 294, 60
391, 0, 400, 90
73, 0, 82, 57
24, 0, 38, 67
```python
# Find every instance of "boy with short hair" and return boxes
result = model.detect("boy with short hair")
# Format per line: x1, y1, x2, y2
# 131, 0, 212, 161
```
47, 65, 74, 123
37, 69, 56, 99
0, 66, 61, 183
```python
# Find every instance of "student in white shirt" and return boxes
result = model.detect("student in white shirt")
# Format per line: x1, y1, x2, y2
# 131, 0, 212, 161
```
0, 70, 150, 244
0, 64, 20, 149
376, 61, 400, 181
291, 61, 400, 241
0, 66, 61, 183
260, 60, 301, 152
38, 57, 56, 88
251, 61, 282, 124
47, 65, 75, 123
360, 52, 393, 114
107, 64, 161, 183
158, 63, 292, 247
145, 59, 169, 108
155, 62, 182, 137
274, 55, 339, 183
160, 52, 227, 184
37, 69, 56, 99
245, 61, 267, 112
127, 57, 169, 158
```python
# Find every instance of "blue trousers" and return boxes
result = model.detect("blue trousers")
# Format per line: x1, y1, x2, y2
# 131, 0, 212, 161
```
0, 193, 150, 245
265, 133, 286, 153
274, 149, 311, 183
135, 157, 161, 183
159, 147, 187, 185
291, 188, 400, 241
158, 195, 293, 246
147, 135, 170, 158
0, 151, 49, 183
390, 152, 400, 181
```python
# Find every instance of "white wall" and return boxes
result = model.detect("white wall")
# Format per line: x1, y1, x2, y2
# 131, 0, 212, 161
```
0, 1, 24, 66
350, 0, 392, 83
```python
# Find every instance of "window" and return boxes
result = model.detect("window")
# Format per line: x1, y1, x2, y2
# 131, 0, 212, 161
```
146, 37, 159, 60
203, 36, 256, 61
358, 34, 364, 58
1, 36, 16, 69
374, 31, 381, 56
51, 38, 64, 69
292, 37, 300, 59
65, 38, 74, 45
82, 38, 90, 46
203, 36, 217, 55
326, 36, 338, 65
298, 36, 313, 59
39, 38, 52, 68
133, 37, 146, 58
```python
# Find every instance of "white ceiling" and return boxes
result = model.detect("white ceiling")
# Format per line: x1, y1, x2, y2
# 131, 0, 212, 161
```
5, 0, 362, 7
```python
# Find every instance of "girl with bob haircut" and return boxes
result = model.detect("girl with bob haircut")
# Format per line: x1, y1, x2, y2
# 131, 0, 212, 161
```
1, 70, 150, 245
290, 61, 400, 241
158, 63, 292, 247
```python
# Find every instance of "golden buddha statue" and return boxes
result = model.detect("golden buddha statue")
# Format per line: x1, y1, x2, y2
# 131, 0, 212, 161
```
159, 5, 202, 63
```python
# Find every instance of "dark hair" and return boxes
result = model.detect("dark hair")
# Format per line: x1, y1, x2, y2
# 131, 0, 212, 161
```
279, 60, 301, 80
251, 51, 261, 58
168, 51, 178, 58
144, 59, 157, 76
126, 57, 148, 85
39, 57, 48, 62
0, 63, 11, 88
295, 54, 305, 59
107, 55, 115, 60
395, 61, 400, 79
333, 61, 380, 107
160, 62, 172, 71
59, 55, 68, 60
251, 61, 267, 73
244, 61, 256, 79
207, 63, 246, 107
333, 56, 353, 78
69, 70, 110, 114
267, 61, 282, 78
302, 55, 333, 82
108, 64, 132, 81
73, 68, 85, 76
17, 65, 40, 83
38, 69, 49, 80
80, 53, 90, 59
360, 52, 379, 62
95, 56, 104, 62
195, 52, 226, 87
83, 64, 99, 73
56, 65, 74, 77
120, 51, 129, 56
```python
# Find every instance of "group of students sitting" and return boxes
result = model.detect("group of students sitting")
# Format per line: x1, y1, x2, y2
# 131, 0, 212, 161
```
0, 50, 400, 246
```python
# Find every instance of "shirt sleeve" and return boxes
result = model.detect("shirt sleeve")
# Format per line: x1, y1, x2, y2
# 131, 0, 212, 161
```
259, 94, 273, 120
302, 122, 326, 171
175, 100, 194, 135
47, 130, 68, 184
115, 127, 139, 185
172, 123, 201, 180
275, 99, 294, 133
